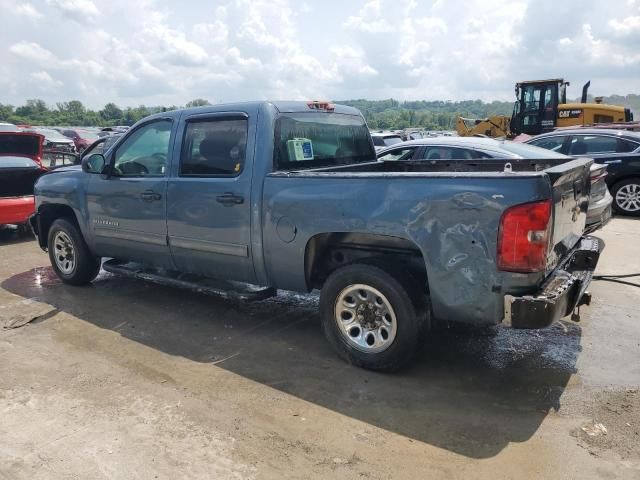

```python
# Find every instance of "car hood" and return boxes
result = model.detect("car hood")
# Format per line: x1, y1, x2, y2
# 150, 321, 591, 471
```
0, 132, 44, 159
49, 165, 81, 173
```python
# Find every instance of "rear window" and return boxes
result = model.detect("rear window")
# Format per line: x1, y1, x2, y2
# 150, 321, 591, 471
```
274, 113, 375, 170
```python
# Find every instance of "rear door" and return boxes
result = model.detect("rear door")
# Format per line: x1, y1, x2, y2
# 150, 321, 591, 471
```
166, 112, 257, 283
566, 134, 640, 185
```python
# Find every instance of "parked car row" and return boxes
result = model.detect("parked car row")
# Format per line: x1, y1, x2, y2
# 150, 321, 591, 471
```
376, 136, 613, 232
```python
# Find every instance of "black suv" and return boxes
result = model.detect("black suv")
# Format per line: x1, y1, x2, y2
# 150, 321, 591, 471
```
526, 128, 640, 216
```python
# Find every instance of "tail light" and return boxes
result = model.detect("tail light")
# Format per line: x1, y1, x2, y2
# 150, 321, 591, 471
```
497, 199, 552, 273
590, 168, 607, 184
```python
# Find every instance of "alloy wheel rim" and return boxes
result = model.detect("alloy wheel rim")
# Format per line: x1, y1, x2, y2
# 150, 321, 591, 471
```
616, 184, 640, 212
334, 284, 397, 353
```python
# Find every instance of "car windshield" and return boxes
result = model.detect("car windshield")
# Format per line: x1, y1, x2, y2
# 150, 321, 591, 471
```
498, 141, 570, 159
274, 113, 375, 170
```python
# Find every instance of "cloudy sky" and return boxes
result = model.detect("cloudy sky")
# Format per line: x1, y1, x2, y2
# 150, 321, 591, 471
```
1, 0, 639, 108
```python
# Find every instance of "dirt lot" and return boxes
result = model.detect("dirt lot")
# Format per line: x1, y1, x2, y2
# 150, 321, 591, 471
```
1, 218, 639, 480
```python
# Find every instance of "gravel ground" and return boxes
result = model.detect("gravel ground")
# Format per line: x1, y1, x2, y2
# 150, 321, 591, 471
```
0, 218, 639, 479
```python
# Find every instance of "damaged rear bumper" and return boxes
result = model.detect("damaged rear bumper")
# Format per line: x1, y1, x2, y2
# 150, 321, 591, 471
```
504, 235, 604, 329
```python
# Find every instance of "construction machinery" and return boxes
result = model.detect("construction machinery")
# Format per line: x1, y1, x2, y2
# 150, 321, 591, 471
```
456, 79, 634, 138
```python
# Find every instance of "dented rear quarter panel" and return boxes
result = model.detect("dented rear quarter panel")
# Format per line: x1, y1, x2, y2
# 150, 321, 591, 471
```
262, 172, 554, 325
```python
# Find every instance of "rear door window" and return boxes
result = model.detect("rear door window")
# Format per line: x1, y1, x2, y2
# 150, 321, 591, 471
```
377, 147, 417, 161
180, 117, 248, 176
568, 135, 629, 155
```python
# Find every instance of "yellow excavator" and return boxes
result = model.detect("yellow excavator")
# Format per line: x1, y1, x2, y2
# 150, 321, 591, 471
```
456, 79, 634, 138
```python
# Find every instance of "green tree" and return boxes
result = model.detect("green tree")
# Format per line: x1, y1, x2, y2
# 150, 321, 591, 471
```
185, 98, 211, 108
100, 102, 123, 123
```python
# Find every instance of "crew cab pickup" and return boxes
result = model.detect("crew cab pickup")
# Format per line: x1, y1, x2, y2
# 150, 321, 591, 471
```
30, 101, 603, 371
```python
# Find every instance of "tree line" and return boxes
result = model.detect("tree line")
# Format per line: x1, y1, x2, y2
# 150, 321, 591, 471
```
0, 98, 211, 127
1, 95, 638, 130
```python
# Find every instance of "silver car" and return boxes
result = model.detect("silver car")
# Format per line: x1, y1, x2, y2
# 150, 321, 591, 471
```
377, 136, 612, 232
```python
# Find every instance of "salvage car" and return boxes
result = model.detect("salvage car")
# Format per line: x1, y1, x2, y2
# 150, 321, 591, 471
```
377, 137, 612, 232
79, 133, 122, 160
30, 101, 603, 371
58, 128, 101, 153
27, 128, 76, 153
0, 131, 46, 233
525, 128, 640, 216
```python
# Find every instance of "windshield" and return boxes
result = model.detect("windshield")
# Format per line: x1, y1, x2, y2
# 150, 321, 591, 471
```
498, 141, 570, 159
274, 113, 375, 170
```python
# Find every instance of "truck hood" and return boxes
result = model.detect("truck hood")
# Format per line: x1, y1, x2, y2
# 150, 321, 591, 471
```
0, 132, 44, 160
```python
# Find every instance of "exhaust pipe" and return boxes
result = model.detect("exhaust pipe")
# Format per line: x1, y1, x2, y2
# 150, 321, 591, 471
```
581, 81, 591, 103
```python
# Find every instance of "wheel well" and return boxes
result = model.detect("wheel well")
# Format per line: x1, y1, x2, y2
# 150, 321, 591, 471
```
37, 204, 79, 249
612, 176, 640, 189
305, 233, 428, 290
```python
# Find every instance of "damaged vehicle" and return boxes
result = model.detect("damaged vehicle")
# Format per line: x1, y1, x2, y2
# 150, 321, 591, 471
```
31, 101, 603, 371
0, 131, 46, 234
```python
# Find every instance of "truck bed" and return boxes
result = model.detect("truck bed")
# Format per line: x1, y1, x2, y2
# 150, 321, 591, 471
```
264, 156, 593, 326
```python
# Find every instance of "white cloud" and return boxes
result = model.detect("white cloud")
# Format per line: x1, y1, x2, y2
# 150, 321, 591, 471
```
9, 42, 57, 64
0, 0, 638, 108
30, 71, 63, 89
12, 3, 42, 19
45, 0, 100, 22
609, 16, 640, 35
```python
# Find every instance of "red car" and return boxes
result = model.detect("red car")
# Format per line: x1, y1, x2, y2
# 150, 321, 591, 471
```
0, 131, 46, 232
59, 128, 100, 153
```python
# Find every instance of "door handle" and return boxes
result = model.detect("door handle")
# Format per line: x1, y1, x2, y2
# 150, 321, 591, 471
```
603, 159, 622, 164
140, 190, 162, 201
216, 192, 244, 206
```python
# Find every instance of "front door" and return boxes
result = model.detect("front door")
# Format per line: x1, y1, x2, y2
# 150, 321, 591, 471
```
166, 113, 256, 283
86, 118, 173, 267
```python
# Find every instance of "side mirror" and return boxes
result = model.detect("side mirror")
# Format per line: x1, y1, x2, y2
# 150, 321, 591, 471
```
82, 153, 106, 174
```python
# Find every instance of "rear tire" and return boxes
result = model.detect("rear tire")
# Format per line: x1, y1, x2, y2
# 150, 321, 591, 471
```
612, 178, 640, 216
319, 263, 429, 372
48, 218, 100, 285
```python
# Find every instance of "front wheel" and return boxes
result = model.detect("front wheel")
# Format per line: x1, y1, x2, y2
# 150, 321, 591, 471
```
48, 218, 100, 285
612, 178, 640, 216
319, 263, 428, 371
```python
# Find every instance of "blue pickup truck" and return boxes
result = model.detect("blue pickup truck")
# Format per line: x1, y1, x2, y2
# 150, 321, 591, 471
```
30, 101, 603, 371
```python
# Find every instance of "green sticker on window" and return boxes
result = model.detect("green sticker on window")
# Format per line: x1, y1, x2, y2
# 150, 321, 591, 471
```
287, 138, 314, 161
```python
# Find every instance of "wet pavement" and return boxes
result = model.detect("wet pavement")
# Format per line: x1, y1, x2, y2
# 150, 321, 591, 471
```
0, 219, 639, 479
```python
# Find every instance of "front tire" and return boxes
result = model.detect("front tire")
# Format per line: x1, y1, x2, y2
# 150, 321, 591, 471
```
48, 218, 100, 285
612, 178, 640, 216
319, 263, 428, 372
